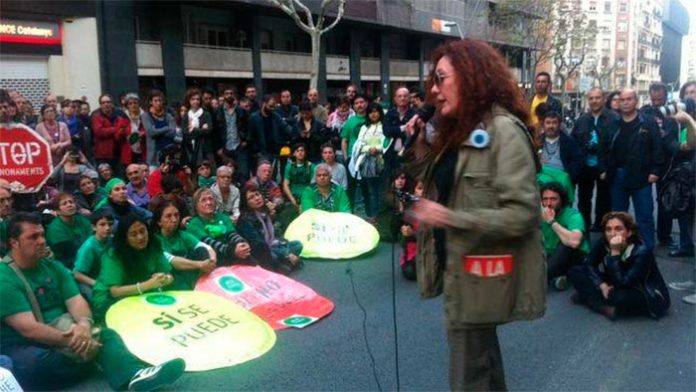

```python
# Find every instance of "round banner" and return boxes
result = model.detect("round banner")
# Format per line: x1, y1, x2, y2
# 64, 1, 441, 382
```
196, 265, 334, 330
284, 209, 380, 259
105, 290, 276, 371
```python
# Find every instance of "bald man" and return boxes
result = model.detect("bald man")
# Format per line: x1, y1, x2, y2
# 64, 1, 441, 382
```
600, 88, 665, 250
384, 87, 416, 173
306, 89, 328, 124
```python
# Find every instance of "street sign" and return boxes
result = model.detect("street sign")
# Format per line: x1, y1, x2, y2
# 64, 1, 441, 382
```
0, 123, 53, 193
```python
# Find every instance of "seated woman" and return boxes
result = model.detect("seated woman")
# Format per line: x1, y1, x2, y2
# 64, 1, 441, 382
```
301, 164, 351, 213
237, 186, 303, 274
73, 210, 114, 300
92, 214, 176, 319
568, 212, 670, 320
149, 173, 191, 217
185, 188, 253, 266
74, 174, 105, 216
210, 165, 240, 221
153, 201, 217, 289
95, 178, 153, 225
399, 180, 424, 281
312, 143, 347, 190
45, 193, 93, 269
51, 149, 96, 194
376, 168, 412, 242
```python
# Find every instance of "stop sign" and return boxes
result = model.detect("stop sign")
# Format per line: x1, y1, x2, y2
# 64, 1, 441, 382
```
0, 123, 53, 193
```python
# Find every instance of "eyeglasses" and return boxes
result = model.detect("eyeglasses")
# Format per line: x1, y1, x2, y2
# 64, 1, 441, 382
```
433, 72, 452, 86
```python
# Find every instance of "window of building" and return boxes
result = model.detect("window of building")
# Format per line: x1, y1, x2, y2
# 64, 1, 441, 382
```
602, 39, 611, 49
617, 22, 627, 32
619, 2, 627, 12
639, 64, 646, 74
260, 29, 273, 50
617, 40, 625, 50
601, 56, 609, 67
199, 24, 229, 47
589, 1, 597, 11
604, 1, 611, 12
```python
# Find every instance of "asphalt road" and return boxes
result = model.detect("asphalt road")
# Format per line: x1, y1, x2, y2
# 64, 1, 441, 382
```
70, 237, 695, 391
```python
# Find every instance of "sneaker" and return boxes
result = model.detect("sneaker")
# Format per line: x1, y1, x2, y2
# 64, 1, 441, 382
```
552, 276, 569, 291
668, 280, 696, 292
129, 358, 186, 391
683, 294, 696, 305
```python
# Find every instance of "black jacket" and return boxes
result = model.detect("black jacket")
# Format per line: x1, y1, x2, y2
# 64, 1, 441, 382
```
641, 105, 688, 166
572, 108, 620, 171
247, 110, 293, 156
553, 131, 584, 183
215, 105, 249, 152
584, 239, 670, 319
383, 107, 416, 154
602, 113, 665, 190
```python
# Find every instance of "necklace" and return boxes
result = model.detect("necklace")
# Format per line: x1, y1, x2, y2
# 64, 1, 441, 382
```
543, 139, 560, 156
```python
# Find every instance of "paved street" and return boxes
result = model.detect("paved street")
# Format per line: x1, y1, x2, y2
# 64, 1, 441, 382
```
71, 238, 694, 391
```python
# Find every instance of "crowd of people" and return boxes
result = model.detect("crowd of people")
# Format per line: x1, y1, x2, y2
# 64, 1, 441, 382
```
0, 44, 695, 389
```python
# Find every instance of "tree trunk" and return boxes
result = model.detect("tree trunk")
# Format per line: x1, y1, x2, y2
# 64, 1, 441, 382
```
310, 32, 321, 90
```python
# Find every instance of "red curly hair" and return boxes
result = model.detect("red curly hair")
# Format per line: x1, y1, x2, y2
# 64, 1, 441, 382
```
427, 40, 530, 154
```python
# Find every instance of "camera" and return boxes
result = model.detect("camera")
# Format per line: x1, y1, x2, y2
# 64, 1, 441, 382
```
395, 189, 420, 205
659, 98, 696, 117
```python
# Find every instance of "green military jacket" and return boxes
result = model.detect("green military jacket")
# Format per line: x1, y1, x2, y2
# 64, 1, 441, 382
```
407, 106, 546, 329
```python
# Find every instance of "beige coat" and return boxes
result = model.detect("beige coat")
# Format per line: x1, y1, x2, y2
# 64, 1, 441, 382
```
407, 106, 546, 329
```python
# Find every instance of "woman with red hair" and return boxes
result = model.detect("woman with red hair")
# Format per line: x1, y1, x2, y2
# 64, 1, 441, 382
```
405, 40, 546, 390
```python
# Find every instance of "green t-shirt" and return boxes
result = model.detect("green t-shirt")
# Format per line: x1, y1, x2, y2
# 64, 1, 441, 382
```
45, 215, 93, 268
0, 220, 7, 257
284, 161, 314, 199
73, 235, 112, 279
92, 248, 172, 317
185, 213, 237, 241
301, 184, 351, 213
0, 258, 80, 348
340, 114, 366, 157
157, 230, 200, 258
198, 175, 216, 189
541, 207, 590, 255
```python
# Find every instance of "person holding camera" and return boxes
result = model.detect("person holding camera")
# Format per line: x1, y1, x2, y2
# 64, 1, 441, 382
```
572, 87, 619, 232
50, 149, 97, 194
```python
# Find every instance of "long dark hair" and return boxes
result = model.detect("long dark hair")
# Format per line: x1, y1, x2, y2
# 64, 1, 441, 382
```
427, 40, 529, 154
113, 213, 163, 282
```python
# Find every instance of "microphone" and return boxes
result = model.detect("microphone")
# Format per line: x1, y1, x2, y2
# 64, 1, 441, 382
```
402, 104, 436, 151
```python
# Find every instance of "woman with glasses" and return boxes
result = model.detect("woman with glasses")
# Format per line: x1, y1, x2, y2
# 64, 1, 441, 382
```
404, 40, 545, 390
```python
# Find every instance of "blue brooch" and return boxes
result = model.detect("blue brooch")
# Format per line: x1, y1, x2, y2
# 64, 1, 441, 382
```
469, 129, 490, 149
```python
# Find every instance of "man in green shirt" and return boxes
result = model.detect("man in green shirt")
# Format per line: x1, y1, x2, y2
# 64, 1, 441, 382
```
540, 182, 589, 290
0, 212, 185, 390
46, 193, 93, 269
340, 94, 368, 209
73, 210, 114, 300
301, 164, 351, 213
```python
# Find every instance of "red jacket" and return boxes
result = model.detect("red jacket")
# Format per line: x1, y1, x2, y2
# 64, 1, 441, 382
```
91, 111, 129, 160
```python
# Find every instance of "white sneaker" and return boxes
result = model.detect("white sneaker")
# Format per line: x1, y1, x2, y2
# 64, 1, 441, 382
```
683, 294, 696, 305
668, 280, 696, 291
129, 358, 186, 391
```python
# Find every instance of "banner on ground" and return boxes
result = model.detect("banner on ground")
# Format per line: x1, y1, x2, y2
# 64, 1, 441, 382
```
105, 290, 275, 371
284, 209, 379, 259
196, 265, 334, 329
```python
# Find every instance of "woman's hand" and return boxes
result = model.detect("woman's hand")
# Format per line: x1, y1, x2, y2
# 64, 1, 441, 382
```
234, 242, 252, 259
609, 235, 626, 256
410, 199, 452, 228
671, 110, 694, 125
599, 282, 613, 299
199, 258, 216, 274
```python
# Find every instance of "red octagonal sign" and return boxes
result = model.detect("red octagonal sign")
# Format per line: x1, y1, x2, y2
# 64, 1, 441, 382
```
0, 123, 53, 193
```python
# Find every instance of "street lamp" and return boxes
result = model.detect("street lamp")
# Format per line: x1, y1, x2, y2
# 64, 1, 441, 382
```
444, 22, 464, 40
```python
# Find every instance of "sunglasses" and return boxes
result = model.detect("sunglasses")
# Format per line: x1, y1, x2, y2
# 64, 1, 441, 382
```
433, 72, 452, 86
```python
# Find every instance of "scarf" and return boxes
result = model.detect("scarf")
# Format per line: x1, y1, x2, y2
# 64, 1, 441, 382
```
330, 109, 353, 129
188, 108, 203, 130
255, 211, 275, 246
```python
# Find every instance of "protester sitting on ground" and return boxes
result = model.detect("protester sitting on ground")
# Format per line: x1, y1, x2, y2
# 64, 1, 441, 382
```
153, 201, 216, 289
97, 162, 114, 187
568, 211, 670, 320
540, 182, 589, 291
73, 210, 114, 300
312, 143, 348, 190
294, 102, 325, 163
147, 146, 195, 198
75, 174, 105, 216
185, 188, 252, 266
125, 163, 150, 209
236, 186, 303, 274
0, 182, 14, 257
50, 149, 97, 194
142, 89, 178, 167
246, 160, 284, 214
45, 193, 93, 269
196, 160, 216, 188
149, 173, 191, 218
400, 179, 424, 281
0, 212, 186, 391
36, 104, 72, 166
376, 168, 413, 243
301, 164, 351, 213
210, 165, 240, 221
283, 143, 314, 211
95, 178, 153, 224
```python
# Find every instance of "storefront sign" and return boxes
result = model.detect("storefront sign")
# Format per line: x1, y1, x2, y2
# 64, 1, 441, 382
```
0, 19, 61, 45
106, 291, 276, 371
196, 265, 335, 330
0, 124, 53, 193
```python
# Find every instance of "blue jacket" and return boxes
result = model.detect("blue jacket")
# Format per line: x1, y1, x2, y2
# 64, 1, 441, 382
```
247, 110, 293, 156
572, 108, 620, 171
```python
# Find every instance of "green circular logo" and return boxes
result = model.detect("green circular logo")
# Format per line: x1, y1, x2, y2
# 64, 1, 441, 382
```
145, 293, 177, 306
219, 276, 245, 293
284, 316, 312, 326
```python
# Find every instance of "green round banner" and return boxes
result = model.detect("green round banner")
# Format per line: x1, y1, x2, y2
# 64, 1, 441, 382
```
284, 209, 380, 259
105, 290, 276, 371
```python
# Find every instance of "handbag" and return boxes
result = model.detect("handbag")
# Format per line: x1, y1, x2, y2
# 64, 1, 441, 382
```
2, 256, 101, 362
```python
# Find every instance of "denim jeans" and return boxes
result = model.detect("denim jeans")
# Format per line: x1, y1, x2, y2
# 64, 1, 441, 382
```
610, 168, 656, 250
360, 177, 382, 218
